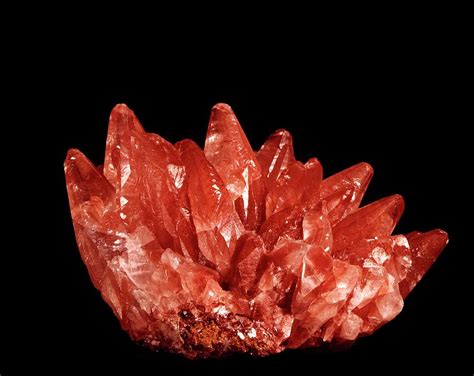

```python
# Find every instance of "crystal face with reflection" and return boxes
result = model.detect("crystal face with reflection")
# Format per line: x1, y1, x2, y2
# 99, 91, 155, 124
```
64, 104, 448, 358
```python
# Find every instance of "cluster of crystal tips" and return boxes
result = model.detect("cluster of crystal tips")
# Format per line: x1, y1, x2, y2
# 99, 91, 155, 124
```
65, 103, 448, 358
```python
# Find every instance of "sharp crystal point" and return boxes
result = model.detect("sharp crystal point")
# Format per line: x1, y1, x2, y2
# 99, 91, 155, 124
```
257, 128, 296, 187
65, 148, 114, 207
319, 162, 374, 224
65, 104, 448, 358
205, 103, 265, 230
333, 194, 405, 252
400, 229, 448, 297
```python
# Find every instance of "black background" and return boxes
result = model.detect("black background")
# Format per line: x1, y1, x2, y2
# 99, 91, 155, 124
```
3, 23, 472, 375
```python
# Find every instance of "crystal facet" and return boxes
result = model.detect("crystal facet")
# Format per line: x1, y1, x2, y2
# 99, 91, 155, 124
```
65, 103, 448, 358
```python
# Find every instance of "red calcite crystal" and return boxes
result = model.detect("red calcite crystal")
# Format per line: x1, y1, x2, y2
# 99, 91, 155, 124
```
65, 103, 448, 358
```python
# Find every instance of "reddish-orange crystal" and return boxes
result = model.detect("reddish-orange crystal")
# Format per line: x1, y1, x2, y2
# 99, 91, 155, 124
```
65, 103, 448, 358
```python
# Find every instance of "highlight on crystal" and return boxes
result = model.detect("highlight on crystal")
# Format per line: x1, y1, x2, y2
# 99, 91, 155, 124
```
64, 103, 448, 358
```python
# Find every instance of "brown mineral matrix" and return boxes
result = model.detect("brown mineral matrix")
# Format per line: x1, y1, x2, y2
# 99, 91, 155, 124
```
64, 103, 448, 358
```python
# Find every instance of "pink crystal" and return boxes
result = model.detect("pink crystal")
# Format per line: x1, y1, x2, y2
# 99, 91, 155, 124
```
64, 103, 448, 358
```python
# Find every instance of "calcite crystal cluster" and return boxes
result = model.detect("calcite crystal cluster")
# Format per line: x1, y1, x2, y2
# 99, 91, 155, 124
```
65, 104, 448, 358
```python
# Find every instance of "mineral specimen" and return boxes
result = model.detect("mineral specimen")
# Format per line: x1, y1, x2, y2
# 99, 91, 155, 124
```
64, 103, 448, 358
